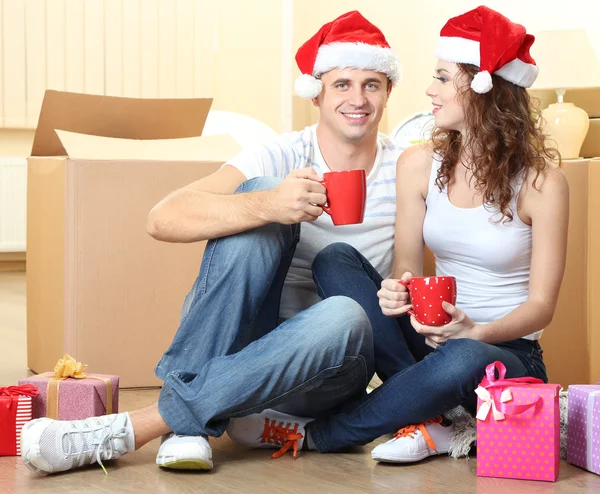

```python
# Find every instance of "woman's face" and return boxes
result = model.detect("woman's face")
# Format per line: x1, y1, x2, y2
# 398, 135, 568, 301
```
425, 60, 469, 133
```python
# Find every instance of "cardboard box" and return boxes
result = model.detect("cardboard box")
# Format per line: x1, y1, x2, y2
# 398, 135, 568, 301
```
528, 87, 600, 118
27, 90, 242, 387
580, 118, 600, 158
541, 159, 600, 387
528, 88, 600, 158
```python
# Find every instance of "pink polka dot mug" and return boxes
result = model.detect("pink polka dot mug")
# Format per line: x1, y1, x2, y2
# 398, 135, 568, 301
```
399, 276, 457, 326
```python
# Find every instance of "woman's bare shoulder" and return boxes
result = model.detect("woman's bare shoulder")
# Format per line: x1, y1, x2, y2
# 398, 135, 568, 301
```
396, 142, 435, 173
523, 160, 568, 194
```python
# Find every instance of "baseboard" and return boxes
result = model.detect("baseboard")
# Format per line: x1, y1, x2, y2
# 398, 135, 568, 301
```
0, 252, 26, 272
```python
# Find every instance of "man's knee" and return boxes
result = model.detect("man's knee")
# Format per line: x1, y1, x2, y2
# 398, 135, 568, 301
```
313, 296, 372, 346
235, 176, 282, 194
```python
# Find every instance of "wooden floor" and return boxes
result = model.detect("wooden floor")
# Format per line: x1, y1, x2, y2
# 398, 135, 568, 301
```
2, 271, 600, 494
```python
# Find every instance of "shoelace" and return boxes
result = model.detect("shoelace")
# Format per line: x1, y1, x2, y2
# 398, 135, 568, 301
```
261, 418, 303, 460
393, 417, 443, 452
63, 419, 128, 475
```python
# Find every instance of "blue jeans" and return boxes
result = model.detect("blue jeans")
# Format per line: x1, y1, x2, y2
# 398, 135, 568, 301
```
155, 179, 374, 437
309, 243, 548, 452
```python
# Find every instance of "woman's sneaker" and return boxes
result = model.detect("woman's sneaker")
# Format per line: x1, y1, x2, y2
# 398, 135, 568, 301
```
156, 433, 213, 470
371, 417, 453, 463
21, 413, 135, 475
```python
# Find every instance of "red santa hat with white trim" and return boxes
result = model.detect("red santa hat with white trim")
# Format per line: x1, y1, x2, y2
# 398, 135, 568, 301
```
436, 6, 538, 94
294, 11, 402, 99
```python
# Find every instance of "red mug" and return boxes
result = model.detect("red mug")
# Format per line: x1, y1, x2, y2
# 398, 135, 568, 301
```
399, 276, 457, 326
320, 169, 366, 226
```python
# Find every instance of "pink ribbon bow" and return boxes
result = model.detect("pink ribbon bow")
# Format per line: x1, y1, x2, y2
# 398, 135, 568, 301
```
475, 361, 544, 422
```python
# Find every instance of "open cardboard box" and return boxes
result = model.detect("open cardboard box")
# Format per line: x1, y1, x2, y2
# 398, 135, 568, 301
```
27, 90, 242, 387
528, 87, 600, 158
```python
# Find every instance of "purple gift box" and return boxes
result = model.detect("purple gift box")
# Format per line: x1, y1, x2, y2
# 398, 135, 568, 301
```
567, 384, 600, 475
18, 374, 119, 421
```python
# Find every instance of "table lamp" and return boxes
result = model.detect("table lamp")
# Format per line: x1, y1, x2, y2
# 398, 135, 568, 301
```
531, 30, 600, 159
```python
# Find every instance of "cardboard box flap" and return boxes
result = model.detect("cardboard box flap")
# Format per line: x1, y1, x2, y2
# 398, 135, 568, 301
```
55, 130, 242, 161
31, 90, 213, 157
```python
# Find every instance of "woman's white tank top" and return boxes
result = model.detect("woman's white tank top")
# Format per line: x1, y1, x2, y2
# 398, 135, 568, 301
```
422, 158, 540, 340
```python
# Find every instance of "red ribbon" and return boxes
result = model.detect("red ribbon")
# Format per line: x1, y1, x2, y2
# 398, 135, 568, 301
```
478, 361, 544, 418
0, 385, 40, 408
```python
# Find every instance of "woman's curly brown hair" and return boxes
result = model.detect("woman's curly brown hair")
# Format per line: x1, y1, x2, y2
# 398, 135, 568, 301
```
430, 63, 560, 222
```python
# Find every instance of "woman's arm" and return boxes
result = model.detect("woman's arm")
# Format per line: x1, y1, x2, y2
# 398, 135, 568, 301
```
378, 144, 431, 316
473, 163, 569, 343
392, 145, 431, 278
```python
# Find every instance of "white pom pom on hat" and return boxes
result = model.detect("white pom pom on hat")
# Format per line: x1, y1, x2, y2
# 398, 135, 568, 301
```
470, 70, 493, 94
435, 6, 538, 94
294, 11, 402, 99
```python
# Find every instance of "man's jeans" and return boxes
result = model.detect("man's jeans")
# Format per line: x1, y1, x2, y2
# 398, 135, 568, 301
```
155, 178, 374, 437
309, 242, 548, 452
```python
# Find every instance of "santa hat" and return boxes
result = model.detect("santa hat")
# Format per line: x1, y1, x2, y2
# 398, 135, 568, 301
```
436, 6, 538, 94
294, 11, 401, 99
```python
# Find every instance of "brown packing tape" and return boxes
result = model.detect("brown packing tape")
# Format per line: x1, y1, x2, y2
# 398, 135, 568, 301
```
42, 373, 113, 419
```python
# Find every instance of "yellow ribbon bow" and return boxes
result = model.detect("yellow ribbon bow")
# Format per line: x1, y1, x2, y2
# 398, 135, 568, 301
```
42, 355, 113, 420
475, 386, 512, 421
53, 354, 88, 379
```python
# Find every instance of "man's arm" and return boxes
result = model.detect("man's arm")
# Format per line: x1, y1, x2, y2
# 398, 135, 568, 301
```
146, 165, 327, 243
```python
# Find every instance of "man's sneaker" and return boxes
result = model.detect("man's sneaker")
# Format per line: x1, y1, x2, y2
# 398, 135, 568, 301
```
227, 409, 312, 459
21, 413, 135, 475
371, 417, 453, 463
156, 433, 213, 470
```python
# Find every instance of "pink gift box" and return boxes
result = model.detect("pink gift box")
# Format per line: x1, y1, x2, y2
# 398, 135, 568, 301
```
18, 374, 119, 421
476, 361, 561, 482
567, 384, 600, 475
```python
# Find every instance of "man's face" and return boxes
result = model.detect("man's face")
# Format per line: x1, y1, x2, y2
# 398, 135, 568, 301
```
313, 68, 391, 143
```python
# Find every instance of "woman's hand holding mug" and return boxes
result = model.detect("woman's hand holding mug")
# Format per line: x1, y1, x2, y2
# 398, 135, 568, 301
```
377, 272, 413, 317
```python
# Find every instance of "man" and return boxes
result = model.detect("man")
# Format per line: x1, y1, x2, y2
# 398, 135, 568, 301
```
20, 10, 405, 475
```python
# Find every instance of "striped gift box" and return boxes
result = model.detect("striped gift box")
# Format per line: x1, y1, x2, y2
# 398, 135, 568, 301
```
14, 396, 33, 456
0, 385, 38, 456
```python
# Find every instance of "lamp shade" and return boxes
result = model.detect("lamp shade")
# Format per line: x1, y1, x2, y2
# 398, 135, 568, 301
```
531, 30, 600, 90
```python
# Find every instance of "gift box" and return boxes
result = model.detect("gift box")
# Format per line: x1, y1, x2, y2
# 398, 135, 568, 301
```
567, 384, 600, 475
476, 361, 561, 482
0, 385, 39, 456
18, 355, 119, 421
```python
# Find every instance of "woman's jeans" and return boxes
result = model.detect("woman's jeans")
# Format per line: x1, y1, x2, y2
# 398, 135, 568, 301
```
308, 242, 547, 452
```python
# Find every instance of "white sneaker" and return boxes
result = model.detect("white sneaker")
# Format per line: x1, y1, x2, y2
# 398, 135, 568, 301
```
21, 413, 135, 475
156, 433, 213, 470
371, 417, 453, 463
227, 409, 312, 459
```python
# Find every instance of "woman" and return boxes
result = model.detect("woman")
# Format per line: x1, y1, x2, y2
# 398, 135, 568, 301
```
363, 5, 569, 462
227, 5, 569, 463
